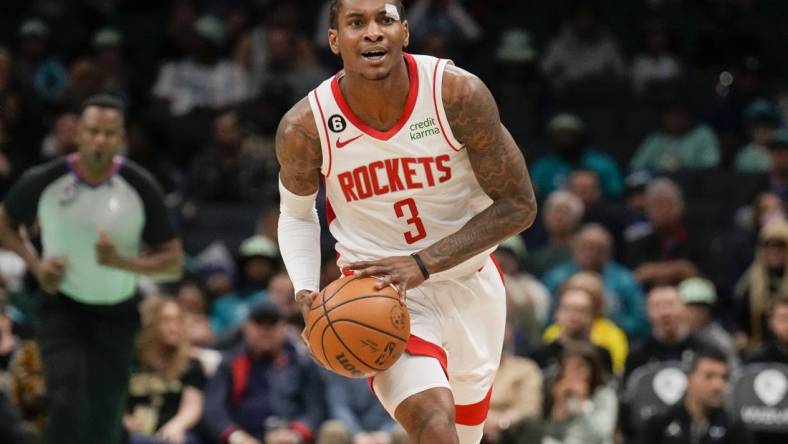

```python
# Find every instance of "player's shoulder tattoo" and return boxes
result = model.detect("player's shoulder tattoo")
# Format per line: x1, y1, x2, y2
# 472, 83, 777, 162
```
441, 65, 500, 153
276, 97, 322, 195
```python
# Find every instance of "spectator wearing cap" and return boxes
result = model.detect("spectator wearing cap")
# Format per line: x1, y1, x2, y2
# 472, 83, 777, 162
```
630, 100, 721, 173
153, 15, 251, 116
733, 221, 788, 349
492, 28, 546, 143
678, 278, 739, 373
735, 99, 781, 172
14, 18, 68, 104
530, 113, 624, 199
92, 27, 130, 103
203, 300, 325, 444
524, 190, 584, 278
210, 235, 279, 337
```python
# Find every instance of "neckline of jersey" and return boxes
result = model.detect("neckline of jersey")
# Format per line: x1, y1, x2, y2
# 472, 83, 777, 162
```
66, 154, 125, 188
330, 52, 419, 141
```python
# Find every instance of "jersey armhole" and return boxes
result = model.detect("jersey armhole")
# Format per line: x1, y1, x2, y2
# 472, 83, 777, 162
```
433, 59, 464, 152
307, 88, 333, 176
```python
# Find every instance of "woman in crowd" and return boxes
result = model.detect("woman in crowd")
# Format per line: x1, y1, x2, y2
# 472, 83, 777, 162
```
124, 297, 206, 444
542, 344, 617, 444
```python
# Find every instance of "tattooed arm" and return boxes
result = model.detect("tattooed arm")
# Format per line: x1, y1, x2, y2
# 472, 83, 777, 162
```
276, 97, 322, 196
349, 65, 536, 293
276, 97, 323, 314
417, 65, 537, 273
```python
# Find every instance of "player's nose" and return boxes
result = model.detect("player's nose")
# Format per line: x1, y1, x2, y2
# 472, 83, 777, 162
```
364, 22, 383, 41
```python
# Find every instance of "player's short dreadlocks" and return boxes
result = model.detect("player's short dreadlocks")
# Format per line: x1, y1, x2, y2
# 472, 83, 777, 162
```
328, 0, 405, 29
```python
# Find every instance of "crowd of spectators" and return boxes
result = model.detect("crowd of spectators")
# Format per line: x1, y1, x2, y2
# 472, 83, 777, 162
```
2, 0, 788, 443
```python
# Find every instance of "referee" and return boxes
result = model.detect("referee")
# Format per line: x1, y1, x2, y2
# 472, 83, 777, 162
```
0, 94, 183, 444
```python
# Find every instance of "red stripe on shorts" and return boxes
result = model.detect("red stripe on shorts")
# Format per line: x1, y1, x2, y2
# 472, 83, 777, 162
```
367, 334, 448, 393
455, 386, 493, 426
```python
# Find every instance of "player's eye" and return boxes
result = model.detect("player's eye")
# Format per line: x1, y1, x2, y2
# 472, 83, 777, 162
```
348, 19, 362, 28
381, 16, 394, 25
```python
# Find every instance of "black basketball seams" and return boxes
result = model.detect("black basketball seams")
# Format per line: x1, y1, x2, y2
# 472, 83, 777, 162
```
330, 318, 409, 343
324, 305, 389, 372
322, 275, 361, 305
320, 320, 341, 373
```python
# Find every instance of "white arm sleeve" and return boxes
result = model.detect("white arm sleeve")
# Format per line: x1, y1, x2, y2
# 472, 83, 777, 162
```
277, 178, 321, 294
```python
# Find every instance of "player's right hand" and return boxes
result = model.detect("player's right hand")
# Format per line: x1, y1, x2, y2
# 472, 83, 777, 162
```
295, 289, 326, 369
34, 257, 66, 294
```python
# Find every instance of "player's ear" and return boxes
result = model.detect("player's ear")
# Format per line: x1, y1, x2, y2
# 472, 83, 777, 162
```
402, 20, 410, 48
328, 28, 340, 55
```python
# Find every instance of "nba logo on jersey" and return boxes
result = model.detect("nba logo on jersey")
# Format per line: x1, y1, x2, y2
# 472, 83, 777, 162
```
308, 53, 496, 280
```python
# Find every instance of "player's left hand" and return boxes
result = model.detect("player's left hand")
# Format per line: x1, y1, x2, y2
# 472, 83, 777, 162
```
346, 256, 426, 299
95, 230, 123, 268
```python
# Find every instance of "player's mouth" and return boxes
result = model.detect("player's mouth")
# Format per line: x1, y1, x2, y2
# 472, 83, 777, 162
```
361, 48, 388, 63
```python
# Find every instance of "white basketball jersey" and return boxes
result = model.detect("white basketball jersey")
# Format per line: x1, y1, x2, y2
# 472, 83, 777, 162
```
308, 53, 495, 281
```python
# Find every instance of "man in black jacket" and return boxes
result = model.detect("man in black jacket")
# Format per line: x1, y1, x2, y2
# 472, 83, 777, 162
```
638, 348, 754, 444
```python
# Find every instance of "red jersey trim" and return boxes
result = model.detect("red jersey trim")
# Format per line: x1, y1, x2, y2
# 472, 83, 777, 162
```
455, 387, 493, 426
313, 90, 334, 176
489, 253, 505, 284
330, 53, 419, 141
432, 60, 462, 152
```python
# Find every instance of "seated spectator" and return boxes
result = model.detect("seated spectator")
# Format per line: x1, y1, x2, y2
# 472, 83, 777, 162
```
125, 297, 205, 444
39, 111, 77, 160
542, 343, 618, 444
630, 101, 721, 173
14, 18, 68, 104
153, 16, 251, 116
733, 221, 788, 349
678, 278, 739, 372
91, 27, 130, 103
631, 20, 682, 95
317, 371, 407, 444
745, 295, 788, 444
637, 348, 754, 444
203, 301, 325, 444
492, 28, 545, 143
540, 3, 626, 91
525, 190, 584, 278
624, 286, 708, 382
531, 114, 623, 199
760, 128, 788, 204
211, 235, 279, 337
544, 272, 629, 376
406, 0, 483, 51
506, 273, 552, 348
566, 170, 629, 258
543, 224, 648, 339
484, 321, 543, 444
735, 99, 781, 172
528, 286, 613, 375
189, 109, 276, 203
746, 294, 788, 364
625, 178, 700, 287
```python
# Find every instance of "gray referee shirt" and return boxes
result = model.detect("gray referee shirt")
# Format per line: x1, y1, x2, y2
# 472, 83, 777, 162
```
3, 155, 176, 305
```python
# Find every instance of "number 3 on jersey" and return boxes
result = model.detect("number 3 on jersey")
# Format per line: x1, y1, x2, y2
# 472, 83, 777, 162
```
394, 198, 427, 244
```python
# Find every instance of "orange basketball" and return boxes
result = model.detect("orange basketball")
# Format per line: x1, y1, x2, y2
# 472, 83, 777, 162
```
305, 275, 410, 378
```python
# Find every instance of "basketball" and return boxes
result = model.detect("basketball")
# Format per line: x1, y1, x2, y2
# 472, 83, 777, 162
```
305, 275, 410, 378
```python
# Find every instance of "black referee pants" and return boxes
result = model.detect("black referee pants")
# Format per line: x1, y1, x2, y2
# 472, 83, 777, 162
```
33, 292, 140, 444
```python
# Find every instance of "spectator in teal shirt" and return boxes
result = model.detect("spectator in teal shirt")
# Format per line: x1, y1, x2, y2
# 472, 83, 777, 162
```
531, 113, 624, 199
210, 235, 279, 336
543, 224, 648, 339
630, 102, 720, 173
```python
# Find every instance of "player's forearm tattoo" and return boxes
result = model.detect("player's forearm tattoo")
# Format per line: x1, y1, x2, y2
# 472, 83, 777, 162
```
276, 98, 322, 195
420, 71, 537, 273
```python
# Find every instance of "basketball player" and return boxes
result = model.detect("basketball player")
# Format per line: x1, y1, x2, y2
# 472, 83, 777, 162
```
276, 1, 536, 443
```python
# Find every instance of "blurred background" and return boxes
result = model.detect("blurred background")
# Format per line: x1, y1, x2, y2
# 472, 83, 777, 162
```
1, 0, 788, 443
